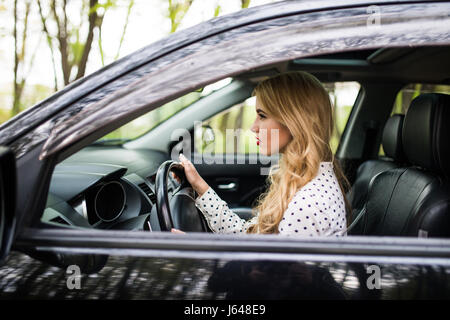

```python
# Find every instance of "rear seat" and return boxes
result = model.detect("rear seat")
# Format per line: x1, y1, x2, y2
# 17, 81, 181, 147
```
350, 93, 450, 237
347, 114, 407, 233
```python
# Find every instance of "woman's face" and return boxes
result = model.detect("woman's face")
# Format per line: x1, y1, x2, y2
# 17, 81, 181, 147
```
250, 96, 293, 155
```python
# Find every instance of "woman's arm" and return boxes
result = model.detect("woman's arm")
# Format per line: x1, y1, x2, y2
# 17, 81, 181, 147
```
174, 153, 257, 234
195, 186, 257, 234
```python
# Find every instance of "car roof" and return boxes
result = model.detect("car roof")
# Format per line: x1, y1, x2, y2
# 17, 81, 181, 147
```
237, 46, 450, 84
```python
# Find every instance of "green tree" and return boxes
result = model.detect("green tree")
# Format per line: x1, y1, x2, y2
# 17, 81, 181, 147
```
37, 0, 134, 89
98, 0, 135, 66
37, 0, 107, 86
0, 0, 7, 37
113, 0, 134, 61
167, 0, 193, 33
12, 0, 40, 116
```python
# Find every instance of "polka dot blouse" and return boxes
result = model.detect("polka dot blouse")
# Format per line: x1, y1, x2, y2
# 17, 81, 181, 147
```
194, 161, 347, 237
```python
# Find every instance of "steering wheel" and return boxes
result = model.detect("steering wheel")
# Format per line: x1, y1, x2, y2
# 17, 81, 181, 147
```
154, 160, 210, 232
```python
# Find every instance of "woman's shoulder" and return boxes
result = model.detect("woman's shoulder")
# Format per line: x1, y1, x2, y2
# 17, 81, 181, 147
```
291, 162, 342, 204
284, 162, 347, 236
297, 161, 337, 187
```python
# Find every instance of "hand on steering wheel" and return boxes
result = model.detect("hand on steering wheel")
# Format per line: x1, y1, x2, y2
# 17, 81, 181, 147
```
154, 156, 211, 233
173, 153, 209, 197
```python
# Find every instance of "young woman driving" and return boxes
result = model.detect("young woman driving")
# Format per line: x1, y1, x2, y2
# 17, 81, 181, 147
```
173, 71, 351, 236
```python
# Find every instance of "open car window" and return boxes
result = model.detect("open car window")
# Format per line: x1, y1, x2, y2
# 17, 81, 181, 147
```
379, 83, 450, 156
96, 78, 233, 143
194, 82, 361, 155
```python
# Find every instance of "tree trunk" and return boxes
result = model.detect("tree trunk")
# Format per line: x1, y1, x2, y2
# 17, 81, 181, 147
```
76, 0, 101, 80
12, 0, 31, 116
51, 0, 71, 85
37, 0, 59, 92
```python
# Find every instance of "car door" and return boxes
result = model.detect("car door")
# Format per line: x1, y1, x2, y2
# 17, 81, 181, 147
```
3, 230, 450, 300
0, 0, 450, 301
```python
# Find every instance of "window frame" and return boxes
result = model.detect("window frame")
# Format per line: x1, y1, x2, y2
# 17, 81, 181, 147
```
7, 2, 450, 262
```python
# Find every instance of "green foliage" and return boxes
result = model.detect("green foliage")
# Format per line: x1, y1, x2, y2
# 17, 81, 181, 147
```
114, 0, 134, 60
214, 5, 221, 17
0, 107, 10, 124
70, 40, 85, 67
330, 105, 352, 154
167, 0, 193, 33
90, 0, 117, 14
101, 91, 202, 141
241, 0, 251, 9
0, 83, 53, 124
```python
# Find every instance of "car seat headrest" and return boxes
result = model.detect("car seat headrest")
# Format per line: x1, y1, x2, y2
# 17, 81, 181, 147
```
382, 114, 406, 162
402, 93, 450, 176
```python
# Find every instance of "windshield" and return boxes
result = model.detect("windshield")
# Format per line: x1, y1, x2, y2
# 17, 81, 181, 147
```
95, 78, 233, 144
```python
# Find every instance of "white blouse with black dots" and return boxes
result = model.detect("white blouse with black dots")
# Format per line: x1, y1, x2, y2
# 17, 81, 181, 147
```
194, 161, 347, 237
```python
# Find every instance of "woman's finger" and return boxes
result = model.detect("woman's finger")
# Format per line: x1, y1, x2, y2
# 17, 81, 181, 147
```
180, 155, 196, 171
171, 228, 186, 234
179, 153, 191, 164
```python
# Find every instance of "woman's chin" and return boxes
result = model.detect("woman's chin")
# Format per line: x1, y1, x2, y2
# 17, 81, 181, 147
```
259, 145, 281, 156
259, 147, 267, 156
260, 149, 274, 156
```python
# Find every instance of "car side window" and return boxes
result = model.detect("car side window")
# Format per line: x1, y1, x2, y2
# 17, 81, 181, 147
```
98, 78, 232, 142
194, 96, 258, 155
379, 83, 450, 156
194, 82, 360, 155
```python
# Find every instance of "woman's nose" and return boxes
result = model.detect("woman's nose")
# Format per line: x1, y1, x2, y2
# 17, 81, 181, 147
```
250, 119, 259, 134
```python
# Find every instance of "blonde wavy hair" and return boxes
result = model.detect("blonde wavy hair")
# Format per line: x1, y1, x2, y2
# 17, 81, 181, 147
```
247, 71, 352, 234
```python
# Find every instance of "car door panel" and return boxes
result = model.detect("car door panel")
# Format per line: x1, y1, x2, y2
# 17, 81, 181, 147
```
3, 230, 450, 299
193, 153, 276, 208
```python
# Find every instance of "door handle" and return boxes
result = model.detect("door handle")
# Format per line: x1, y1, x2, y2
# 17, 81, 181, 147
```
217, 182, 237, 190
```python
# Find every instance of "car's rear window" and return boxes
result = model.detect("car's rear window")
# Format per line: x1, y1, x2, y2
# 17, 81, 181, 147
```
379, 83, 450, 156
391, 83, 450, 115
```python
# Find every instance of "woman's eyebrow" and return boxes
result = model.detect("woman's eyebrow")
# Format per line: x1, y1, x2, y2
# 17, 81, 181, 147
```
256, 108, 266, 114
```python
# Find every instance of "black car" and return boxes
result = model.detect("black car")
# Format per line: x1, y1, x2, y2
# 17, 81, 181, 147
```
0, 0, 449, 301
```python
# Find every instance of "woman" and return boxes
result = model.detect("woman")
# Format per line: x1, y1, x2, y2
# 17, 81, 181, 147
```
173, 71, 351, 236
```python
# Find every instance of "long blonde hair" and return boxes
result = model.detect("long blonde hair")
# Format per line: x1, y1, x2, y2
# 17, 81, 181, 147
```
247, 71, 352, 234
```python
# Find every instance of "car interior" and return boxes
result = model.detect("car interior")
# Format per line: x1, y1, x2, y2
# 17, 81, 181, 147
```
41, 45, 450, 239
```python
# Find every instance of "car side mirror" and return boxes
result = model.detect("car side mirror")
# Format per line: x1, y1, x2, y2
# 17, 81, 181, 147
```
195, 125, 216, 153
0, 146, 17, 265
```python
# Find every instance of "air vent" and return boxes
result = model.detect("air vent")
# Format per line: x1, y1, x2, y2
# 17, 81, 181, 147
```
138, 182, 157, 204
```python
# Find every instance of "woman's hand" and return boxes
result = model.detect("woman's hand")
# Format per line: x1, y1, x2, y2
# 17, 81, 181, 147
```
171, 228, 185, 234
172, 153, 210, 197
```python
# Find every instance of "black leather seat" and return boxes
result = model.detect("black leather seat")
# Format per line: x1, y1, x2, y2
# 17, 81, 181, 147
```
347, 114, 407, 220
351, 93, 450, 237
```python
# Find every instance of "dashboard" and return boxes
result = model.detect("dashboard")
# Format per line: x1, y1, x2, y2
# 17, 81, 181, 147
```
42, 145, 174, 231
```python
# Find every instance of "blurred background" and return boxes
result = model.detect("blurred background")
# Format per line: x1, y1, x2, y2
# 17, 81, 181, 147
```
2, 0, 434, 156
0, 0, 277, 121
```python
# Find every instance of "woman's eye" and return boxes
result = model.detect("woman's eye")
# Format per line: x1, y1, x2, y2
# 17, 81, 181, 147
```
258, 114, 266, 119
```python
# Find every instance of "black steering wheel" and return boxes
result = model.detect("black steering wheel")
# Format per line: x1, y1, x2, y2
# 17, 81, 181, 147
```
154, 160, 210, 232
